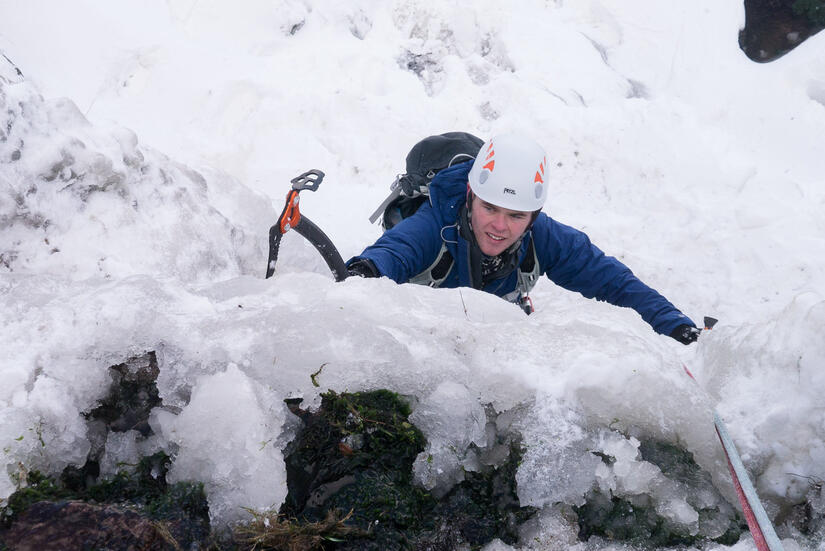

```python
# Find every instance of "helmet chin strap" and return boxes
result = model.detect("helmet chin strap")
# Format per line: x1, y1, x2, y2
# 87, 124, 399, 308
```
465, 184, 474, 221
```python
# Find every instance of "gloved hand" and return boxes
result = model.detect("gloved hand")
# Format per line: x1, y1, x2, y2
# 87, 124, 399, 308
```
346, 258, 380, 278
670, 324, 701, 345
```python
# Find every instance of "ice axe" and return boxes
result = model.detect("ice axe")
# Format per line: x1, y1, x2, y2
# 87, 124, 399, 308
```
265, 170, 348, 281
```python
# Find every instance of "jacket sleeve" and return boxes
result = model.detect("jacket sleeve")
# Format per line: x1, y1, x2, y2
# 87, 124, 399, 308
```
534, 216, 694, 335
347, 202, 445, 284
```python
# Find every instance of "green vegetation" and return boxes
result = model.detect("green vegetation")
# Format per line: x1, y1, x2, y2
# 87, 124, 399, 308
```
2, 470, 73, 527
1, 452, 207, 529
279, 390, 433, 549
273, 390, 535, 550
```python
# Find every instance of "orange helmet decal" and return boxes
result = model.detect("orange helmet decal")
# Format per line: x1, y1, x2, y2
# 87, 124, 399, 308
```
483, 141, 496, 172
534, 157, 546, 184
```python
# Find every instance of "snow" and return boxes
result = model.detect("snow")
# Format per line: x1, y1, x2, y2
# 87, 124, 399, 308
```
157, 363, 293, 523
1, 1, 824, 548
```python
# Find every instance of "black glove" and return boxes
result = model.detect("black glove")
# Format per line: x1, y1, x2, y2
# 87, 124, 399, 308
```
346, 258, 380, 278
670, 324, 701, 345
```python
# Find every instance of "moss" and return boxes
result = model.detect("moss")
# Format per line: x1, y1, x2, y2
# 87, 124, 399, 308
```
147, 480, 209, 522
323, 390, 425, 474
82, 452, 170, 504
275, 390, 536, 550
575, 491, 693, 546
279, 390, 434, 549
1, 471, 74, 526
1, 451, 208, 535
429, 442, 535, 548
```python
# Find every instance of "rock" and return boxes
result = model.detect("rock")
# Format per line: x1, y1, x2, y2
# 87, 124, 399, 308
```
0, 500, 174, 551
739, 0, 825, 62
574, 438, 744, 547
85, 351, 163, 437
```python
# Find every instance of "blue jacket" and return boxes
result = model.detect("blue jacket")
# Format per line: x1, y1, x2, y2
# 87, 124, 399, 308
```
352, 162, 694, 335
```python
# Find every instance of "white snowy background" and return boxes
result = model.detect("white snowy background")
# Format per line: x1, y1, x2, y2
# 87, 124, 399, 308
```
1, 1, 824, 549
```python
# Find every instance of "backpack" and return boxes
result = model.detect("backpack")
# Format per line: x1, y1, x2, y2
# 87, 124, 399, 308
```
369, 132, 484, 230
368, 132, 541, 314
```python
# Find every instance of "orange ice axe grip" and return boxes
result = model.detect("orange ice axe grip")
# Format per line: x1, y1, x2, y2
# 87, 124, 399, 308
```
278, 190, 302, 234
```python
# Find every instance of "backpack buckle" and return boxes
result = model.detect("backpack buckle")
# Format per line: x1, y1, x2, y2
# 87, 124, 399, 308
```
518, 294, 534, 315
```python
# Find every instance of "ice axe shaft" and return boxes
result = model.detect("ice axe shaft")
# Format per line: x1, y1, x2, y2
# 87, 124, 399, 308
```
683, 317, 783, 551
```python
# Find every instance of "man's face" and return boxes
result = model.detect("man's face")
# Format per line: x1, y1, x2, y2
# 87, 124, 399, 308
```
470, 195, 532, 256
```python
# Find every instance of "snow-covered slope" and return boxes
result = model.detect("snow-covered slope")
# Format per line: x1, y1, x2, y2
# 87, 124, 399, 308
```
2, 2, 824, 549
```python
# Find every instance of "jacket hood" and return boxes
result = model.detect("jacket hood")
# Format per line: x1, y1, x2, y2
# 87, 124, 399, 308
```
427, 161, 473, 227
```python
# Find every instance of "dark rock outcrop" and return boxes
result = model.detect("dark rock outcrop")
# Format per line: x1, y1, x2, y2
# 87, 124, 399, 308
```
2, 500, 176, 551
86, 351, 163, 437
740, 0, 825, 61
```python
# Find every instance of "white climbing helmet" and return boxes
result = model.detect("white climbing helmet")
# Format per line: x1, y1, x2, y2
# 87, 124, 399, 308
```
468, 133, 548, 212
